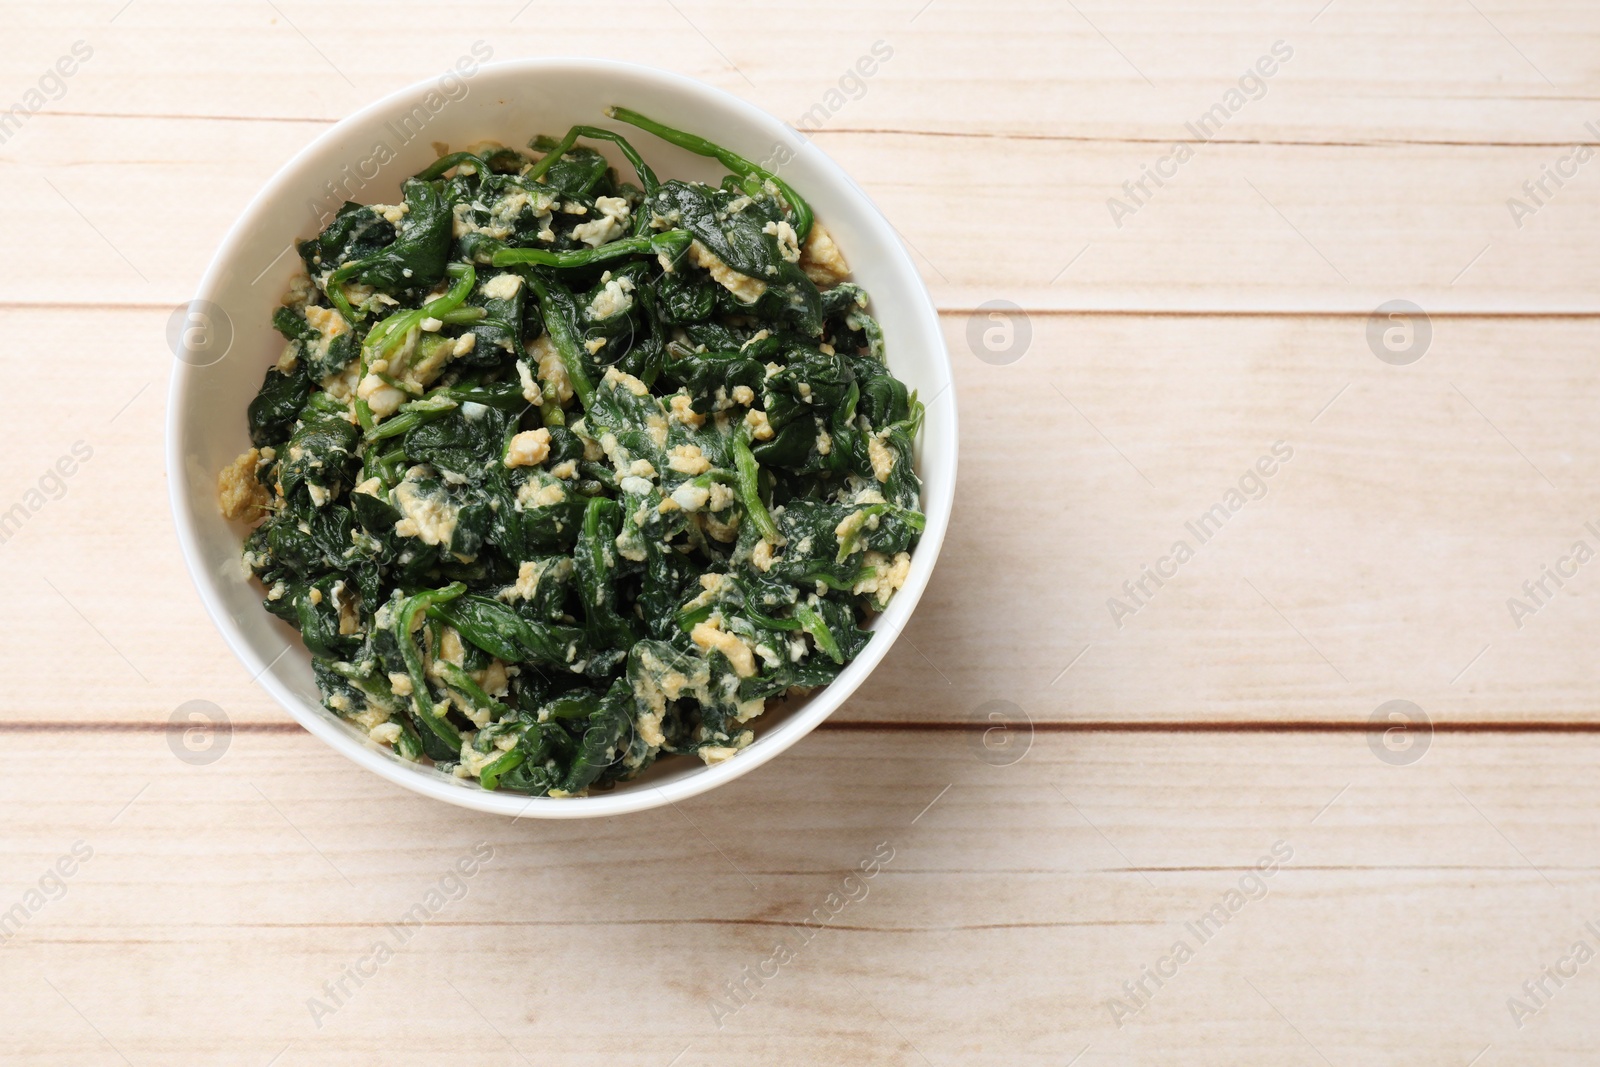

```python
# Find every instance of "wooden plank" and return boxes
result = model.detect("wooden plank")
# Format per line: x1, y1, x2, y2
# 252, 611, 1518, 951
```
1, 727, 1596, 1064
7, 0, 1600, 142
5, 309, 1597, 726
8, 114, 1600, 312
4, 0, 1600, 311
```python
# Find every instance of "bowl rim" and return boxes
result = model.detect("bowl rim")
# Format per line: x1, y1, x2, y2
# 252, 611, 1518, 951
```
166, 56, 958, 818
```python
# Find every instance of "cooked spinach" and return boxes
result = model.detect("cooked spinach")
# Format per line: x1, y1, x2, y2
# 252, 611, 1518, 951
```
218, 112, 922, 796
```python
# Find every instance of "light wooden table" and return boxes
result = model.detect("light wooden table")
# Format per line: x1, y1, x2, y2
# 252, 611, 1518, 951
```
4, 2, 1599, 1063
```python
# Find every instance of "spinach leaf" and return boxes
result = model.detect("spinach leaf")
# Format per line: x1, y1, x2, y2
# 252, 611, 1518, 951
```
247, 365, 312, 447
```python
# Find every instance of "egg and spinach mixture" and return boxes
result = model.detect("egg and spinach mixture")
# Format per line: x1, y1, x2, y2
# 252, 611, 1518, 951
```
217, 109, 924, 796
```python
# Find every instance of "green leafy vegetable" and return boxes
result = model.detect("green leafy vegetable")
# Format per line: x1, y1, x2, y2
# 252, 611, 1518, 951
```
219, 111, 923, 796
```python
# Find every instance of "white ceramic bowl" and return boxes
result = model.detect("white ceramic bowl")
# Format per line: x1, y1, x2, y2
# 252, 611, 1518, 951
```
168, 58, 957, 817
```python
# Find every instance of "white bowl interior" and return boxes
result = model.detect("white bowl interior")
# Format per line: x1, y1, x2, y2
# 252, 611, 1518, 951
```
168, 58, 956, 817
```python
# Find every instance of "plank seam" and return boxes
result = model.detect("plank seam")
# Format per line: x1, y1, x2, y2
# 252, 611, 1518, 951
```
10, 302, 1600, 319
26, 111, 1600, 151
6, 720, 1597, 733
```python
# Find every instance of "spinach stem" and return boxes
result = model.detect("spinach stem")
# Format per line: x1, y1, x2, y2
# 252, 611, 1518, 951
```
394, 583, 467, 749
490, 231, 688, 270
526, 275, 596, 410
365, 262, 477, 361
567, 125, 660, 196
436, 661, 507, 720
415, 151, 484, 181
731, 428, 782, 543
542, 695, 599, 720
793, 602, 843, 663
363, 396, 458, 444
525, 128, 580, 183
477, 748, 525, 791
606, 106, 814, 240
